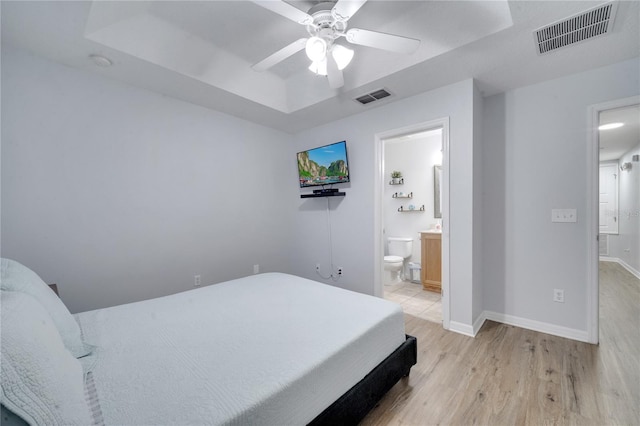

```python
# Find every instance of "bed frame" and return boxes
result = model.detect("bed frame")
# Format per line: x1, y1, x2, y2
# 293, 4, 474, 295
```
309, 334, 417, 426
1, 338, 417, 426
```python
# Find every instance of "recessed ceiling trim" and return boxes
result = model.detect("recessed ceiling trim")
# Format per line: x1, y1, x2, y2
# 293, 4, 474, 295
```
533, 1, 618, 55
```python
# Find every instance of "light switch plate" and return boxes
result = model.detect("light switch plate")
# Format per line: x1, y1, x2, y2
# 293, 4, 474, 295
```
552, 209, 577, 223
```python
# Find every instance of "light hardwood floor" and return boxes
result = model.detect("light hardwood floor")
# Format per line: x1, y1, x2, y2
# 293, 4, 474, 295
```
362, 261, 640, 425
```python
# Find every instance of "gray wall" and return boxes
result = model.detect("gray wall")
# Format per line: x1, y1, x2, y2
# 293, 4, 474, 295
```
607, 144, 640, 275
2, 44, 638, 339
289, 79, 477, 330
1, 47, 295, 313
472, 82, 484, 326
482, 58, 639, 332
384, 131, 442, 263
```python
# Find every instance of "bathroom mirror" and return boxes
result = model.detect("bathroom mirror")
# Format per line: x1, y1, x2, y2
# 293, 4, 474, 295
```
434, 165, 442, 218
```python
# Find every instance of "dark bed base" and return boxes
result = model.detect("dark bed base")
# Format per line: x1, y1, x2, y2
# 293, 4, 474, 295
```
308, 334, 417, 426
2, 335, 417, 426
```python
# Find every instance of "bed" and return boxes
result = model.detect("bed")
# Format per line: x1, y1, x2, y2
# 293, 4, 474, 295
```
1, 258, 416, 425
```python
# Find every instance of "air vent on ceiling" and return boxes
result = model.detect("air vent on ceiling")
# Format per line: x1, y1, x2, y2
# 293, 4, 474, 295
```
355, 88, 392, 105
534, 1, 618, 55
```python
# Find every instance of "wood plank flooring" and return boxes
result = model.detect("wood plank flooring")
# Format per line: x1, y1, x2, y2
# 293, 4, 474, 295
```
361, 262, 640, 425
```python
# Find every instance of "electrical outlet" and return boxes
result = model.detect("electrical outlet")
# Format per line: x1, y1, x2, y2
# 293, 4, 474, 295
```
253, 264, 260, 274
194, 275, 201, 287
553, 289, 564, 303
337, 267, 343, 276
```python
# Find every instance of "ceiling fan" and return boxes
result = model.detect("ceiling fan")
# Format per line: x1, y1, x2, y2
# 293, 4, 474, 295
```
251, 0, 421, 89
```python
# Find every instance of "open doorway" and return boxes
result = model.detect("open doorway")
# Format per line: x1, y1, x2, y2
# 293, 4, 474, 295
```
374, 118, 450, 329
588, 97, 640, 344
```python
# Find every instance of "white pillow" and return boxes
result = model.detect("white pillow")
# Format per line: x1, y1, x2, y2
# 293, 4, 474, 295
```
0, 291, 94, 425
0, 258, 90, 358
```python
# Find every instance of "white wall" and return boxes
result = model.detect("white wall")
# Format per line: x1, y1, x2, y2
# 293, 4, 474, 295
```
290, 79, 477, 329
1, 46, 296, 313
7, 46, 635, 341
472, 83, 484, 325
482, 58, 640, 334
607, 144, 640, 276
384, 131, 442, 268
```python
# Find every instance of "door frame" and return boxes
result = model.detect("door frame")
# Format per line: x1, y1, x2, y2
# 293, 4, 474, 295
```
586, 95, 639, 344
374, 117, 451, 330
598, 161, 619, 235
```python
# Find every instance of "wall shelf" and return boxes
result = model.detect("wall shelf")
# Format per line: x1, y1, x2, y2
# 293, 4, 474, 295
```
398, 205, 425, 212
392, 192, 413, 199
389, 178, 404, 185
300, 192, 346, 199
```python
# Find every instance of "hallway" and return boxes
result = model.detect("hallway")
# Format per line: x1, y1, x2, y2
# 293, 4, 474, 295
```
365, 261, 640, 424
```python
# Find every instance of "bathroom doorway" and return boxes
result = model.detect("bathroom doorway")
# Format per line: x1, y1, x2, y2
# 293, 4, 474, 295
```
588, 96, 640, 344
374, 118, 450, 329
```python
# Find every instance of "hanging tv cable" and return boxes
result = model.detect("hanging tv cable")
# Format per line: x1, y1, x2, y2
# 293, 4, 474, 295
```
316, 196, 341, 282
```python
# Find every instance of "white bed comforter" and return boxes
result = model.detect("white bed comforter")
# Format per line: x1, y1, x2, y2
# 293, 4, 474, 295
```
75, 273, 405, 425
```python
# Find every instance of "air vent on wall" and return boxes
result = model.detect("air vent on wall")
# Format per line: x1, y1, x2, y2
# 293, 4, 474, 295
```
534, 1, 618, 55
355, 88, 392, 105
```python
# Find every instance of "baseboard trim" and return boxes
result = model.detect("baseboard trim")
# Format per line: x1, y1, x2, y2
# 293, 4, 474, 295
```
448, 321, 475, 337
473, 312, 487, 336
618, 259, 640, 280
599, 257, 640, 280
483, 311, 589, 343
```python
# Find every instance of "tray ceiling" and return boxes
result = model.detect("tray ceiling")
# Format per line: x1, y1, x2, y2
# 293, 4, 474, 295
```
2, 1, 638, 133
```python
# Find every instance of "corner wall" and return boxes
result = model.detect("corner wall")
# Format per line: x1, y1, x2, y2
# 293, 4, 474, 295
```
290, 79, 476, 331
472, 82, 484, 330
384, 131, 442, 266
482, 58, 640, 339
607, 144, 640, 276
1, 46, 296, 313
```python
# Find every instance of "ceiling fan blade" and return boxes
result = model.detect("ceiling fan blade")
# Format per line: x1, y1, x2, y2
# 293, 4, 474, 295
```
252, 38, 307, 72
251, 1, 313, 25
326, 54, 344, 89
332, 0, 368, 21
346, 28, 420, 54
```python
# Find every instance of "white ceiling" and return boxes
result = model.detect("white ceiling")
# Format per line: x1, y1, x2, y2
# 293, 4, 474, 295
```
2, 1, 639, 134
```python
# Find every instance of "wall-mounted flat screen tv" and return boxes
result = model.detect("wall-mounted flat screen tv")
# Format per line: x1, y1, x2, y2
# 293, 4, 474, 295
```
297, 141, 350, 188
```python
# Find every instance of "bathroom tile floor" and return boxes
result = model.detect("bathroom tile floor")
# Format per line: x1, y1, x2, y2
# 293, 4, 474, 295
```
384, 280, 442, 324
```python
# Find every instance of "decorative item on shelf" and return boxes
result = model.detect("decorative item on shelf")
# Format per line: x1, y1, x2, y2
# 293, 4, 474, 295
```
390, 171, 403, 185
398, 204, 425, 212
392, 191, 413, 199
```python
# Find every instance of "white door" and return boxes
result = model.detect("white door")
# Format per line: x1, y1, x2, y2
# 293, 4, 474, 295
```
599, 163, 618, 234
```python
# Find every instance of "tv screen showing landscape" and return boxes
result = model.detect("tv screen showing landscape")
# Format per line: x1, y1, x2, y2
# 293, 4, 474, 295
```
297, 141, 350, 188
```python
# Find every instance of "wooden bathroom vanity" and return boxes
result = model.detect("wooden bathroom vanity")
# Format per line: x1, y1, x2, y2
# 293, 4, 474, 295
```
420, 231, 441, 293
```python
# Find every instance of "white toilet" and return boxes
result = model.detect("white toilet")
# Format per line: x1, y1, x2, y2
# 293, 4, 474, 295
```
384, 237, 413, 284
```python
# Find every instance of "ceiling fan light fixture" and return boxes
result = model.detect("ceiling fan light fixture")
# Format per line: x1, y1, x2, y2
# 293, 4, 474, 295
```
309, 58, 328, 76
305, 37, 327, 62
332, 44, 354, 70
